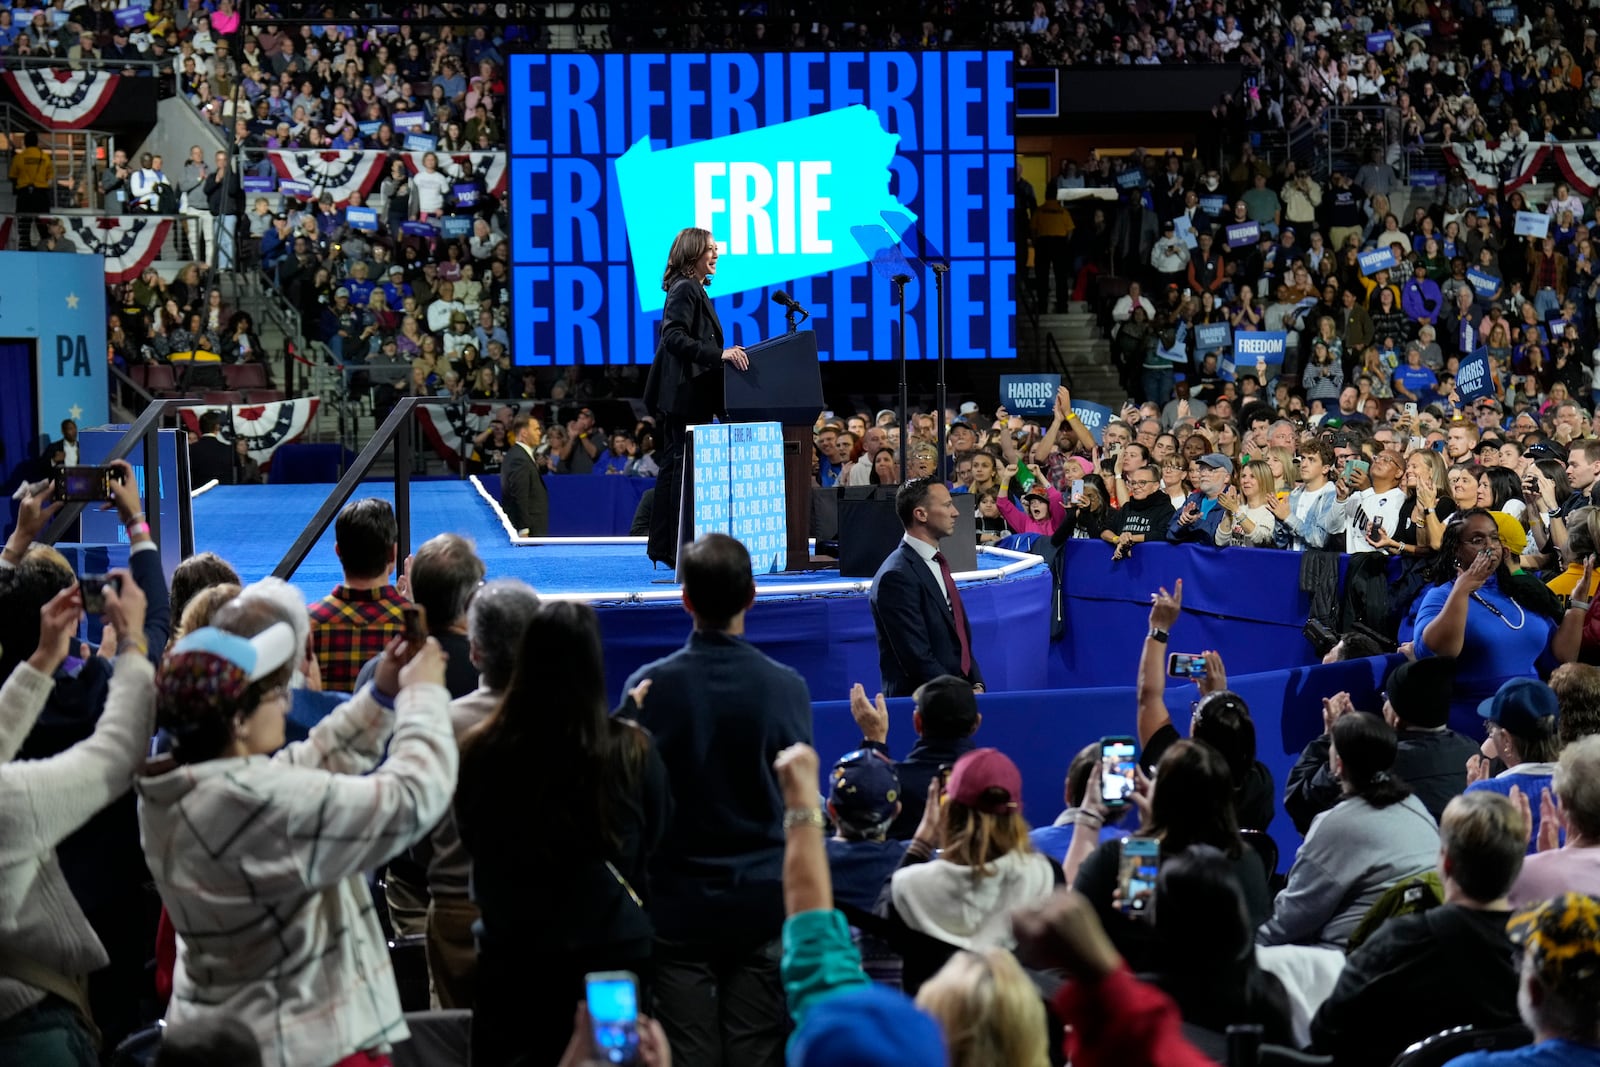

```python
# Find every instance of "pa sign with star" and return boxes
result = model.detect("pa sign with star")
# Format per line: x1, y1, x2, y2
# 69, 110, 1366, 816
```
0, 253, 108, 432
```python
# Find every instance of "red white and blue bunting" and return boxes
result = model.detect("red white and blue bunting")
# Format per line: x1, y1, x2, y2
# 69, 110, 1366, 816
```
402, 151, 508, 197
264, 150, 388, 207
179, 398, 320, 466
417, 399, 533, 463
1552, 143, 1600, 198
2, 69, 119, 128
55, 215, 172, 283
1442, 141, 1549, 194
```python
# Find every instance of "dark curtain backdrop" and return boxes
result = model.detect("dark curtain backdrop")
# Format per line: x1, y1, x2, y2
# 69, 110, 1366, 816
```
0, 340, 39, 532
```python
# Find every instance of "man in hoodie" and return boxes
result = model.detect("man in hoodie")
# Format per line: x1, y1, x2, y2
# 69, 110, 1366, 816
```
1168, 453, 1233, 544
1308, 792, 1524, 1065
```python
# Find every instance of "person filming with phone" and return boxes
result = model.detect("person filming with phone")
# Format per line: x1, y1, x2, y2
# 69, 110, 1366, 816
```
1342, 449, 1406, 554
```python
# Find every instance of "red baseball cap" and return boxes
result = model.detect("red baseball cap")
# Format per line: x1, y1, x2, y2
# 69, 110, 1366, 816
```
945, 748, 1022, 815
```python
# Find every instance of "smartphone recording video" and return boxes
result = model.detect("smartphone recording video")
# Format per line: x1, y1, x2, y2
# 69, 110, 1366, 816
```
1166, 652, 1208, 679
1118, 836, 1160, 921
1099, 735, 1138, 808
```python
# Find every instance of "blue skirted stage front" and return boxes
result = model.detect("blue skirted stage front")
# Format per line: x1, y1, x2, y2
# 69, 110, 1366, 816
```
187, 479, 1395, 862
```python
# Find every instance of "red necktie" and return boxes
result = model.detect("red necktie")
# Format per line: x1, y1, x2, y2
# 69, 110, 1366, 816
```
933, 551, 972, 676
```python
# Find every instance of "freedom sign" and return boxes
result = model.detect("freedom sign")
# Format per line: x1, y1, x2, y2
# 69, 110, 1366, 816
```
1116, 169, 1144, 190
1233, 331, 1287, 364
1456, 347, 1495, 403
1195, 321, 1232, 354
1226, 221, 1260, 248
1070, 400, 1113, 444
345, 206, 379, 231
1359, 246, 1398, 276
1515, 211, 1551, 238
999, 373, 1060, 417
1467, 268, 1500, 299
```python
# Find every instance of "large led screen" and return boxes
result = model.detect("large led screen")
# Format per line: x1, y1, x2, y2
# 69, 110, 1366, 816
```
508, 51, 1016, 365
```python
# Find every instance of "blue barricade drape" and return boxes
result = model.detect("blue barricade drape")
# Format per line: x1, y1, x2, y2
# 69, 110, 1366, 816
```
812, 653, 1403, 865
0, 340, 38, 510
478, 473, 653, 537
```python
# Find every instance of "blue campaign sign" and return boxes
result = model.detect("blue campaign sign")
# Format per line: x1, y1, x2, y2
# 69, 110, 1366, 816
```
1116, 169, 1144, 190
440, 215, 473, 238
510, 51, 1016, 366
358, 120, 383, 138
114, 6, 146, 29
1233, 330, 1286, 364
1000, 373, 1060, 416
1456, 347, 1496, 402
1359, 246, 1398, 276
404, 133, 438, 152
1195, 321, 1232, 354
1410, 19, 1432, 35
1515, 211, 1551, 238
401, 220, 438, 238
1172, 211, 1198, 250
1218, 355, 1237, 382
1467, 268, 1500, 298
241, 175, 276, 194
1491, 5, 1517, 23
1156, 321, 1189, 363
346, 206, 379, 231
1410, 170, 1444, 188
1366, 30, 1393, 51
1070, 400, 1113, 444
1226, 221, 1259, 248
0, 253, 108, 436
1198, 193, 1227, 216
393, 111, 427, 130
688, 422, 787, 573
452, 183, 479, 207
278, 179, 312, 199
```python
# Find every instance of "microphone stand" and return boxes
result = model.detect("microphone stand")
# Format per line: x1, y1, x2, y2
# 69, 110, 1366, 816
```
893, 273, 910, 484
931, 263, 949, 478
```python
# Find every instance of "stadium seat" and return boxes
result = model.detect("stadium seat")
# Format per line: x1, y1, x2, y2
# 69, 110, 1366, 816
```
222, 363, 269, 390
201, 391, 245, 407
1390, 1024, 1532, 1067
143, 365, 179, 395
245, 389, 286, 404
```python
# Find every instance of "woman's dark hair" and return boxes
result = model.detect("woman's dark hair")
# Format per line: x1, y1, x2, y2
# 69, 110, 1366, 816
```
868, 446, 898, 485
1331, 712, 1412, 809
1193, 692, 1258, 788
0, 554, 74, 680
1535, 457, 1572, 502
1079, 473, 1110, 519
170, 552, 241, 632
1479, 465, 1522, 511
458, 601, 647, 853
660, 226, 714, 292
1143, 739, 1244, 859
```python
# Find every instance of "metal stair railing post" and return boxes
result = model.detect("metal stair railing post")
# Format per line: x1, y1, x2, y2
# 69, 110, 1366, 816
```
271, 396, 448, 580
40, 397, 198, 551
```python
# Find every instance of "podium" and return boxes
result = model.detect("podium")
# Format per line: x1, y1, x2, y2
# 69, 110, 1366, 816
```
721, 330, 824, 569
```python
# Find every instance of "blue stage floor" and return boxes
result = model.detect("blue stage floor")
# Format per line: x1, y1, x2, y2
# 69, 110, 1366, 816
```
191, 482, 1055, 697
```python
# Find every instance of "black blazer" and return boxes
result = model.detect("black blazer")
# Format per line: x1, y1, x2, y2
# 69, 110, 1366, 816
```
644, 275, 724, 421
868, 541, 984, 697
188, 435, 235, 488
501, 443, 548, 536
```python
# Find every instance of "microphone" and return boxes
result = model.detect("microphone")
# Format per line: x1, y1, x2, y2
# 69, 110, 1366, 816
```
771, 291, 802, 310
929, 262, 950, 274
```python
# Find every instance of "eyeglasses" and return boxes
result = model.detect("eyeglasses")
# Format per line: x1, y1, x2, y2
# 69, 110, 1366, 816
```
1127, 479, 1159, 488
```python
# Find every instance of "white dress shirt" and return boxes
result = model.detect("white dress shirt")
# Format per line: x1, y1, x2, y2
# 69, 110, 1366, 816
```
902, 534, 949, 607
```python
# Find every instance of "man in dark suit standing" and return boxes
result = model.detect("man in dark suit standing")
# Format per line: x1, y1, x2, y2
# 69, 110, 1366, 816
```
625, 532, 812, 1067
500, 414, 548, 536
869, 477, 985, 697
644, 226, 749, 568
187, 410, 235, 489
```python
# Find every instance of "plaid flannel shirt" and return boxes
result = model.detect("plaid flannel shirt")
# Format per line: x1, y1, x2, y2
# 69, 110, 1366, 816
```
308, 584, 408, 692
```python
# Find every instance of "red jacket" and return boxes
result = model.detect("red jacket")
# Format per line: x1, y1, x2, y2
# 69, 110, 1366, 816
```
1056, 965, 1215, 1067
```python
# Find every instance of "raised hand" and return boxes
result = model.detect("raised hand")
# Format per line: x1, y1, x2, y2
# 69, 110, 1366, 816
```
32, 586, 83, 675
773, 742, 821, 807
849, 682, 889, 744
1149, 580, 1183, 630
1196, 650, 1228, 697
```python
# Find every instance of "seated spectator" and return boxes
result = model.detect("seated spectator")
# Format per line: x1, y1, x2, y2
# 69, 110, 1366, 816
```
139, 610, 456, 1067
1258, 713, 1440, 950
1072, 739, 1270, 972
914, 947, 1049, 1067
1468, 678, 1563, 852
1308, 792, 1525, 1065
1444, 893, 1600, 1066
1139, 584, 1275, 830
1029, 742, 1138, 869
306, 498, 408, 693
1285, 657, 1479, 832
882, 747, 1058, 991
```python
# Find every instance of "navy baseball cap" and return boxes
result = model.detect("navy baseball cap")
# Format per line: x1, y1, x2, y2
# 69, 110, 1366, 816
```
1478, 677, 1559, 739
828, 749, 901, 827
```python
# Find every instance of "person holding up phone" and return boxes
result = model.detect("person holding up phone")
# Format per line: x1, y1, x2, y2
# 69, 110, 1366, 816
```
1341, 449, 1407, 554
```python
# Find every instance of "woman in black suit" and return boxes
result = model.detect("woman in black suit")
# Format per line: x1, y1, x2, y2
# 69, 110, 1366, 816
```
644, 226, 750, 566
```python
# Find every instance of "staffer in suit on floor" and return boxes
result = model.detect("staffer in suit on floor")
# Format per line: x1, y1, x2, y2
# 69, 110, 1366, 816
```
869, 476, 986, 697
188, 410, 236, 489
643, 226, 750, 568
500, 414, 548, 536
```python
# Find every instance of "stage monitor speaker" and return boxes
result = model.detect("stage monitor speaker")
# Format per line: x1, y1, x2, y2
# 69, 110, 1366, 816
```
838, 487, 976, 578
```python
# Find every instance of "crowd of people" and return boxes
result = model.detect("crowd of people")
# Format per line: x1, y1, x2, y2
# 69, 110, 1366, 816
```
3, 467, 1600, 1066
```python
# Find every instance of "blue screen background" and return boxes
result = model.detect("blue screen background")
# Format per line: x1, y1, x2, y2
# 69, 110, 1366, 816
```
508, 51, 1016, 365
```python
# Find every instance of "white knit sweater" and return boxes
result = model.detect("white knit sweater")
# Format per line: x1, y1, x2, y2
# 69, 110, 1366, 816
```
0, 653, 157, 1023
136, 682, 457, 1067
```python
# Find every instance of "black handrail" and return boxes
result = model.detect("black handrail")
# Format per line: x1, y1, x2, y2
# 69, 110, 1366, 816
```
271, 396, 448, 579
41, 397, 199, 553
1044, 332, 1076, 393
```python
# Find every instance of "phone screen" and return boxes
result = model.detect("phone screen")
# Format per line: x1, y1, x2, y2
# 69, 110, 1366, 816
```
1166, 652, 1208, 679
402, 604, 428, 645
1072, 479, 1085, 496
586, 972, 640, 1065
1099, 737, 1138, 807
1119, 837, 1161, 920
